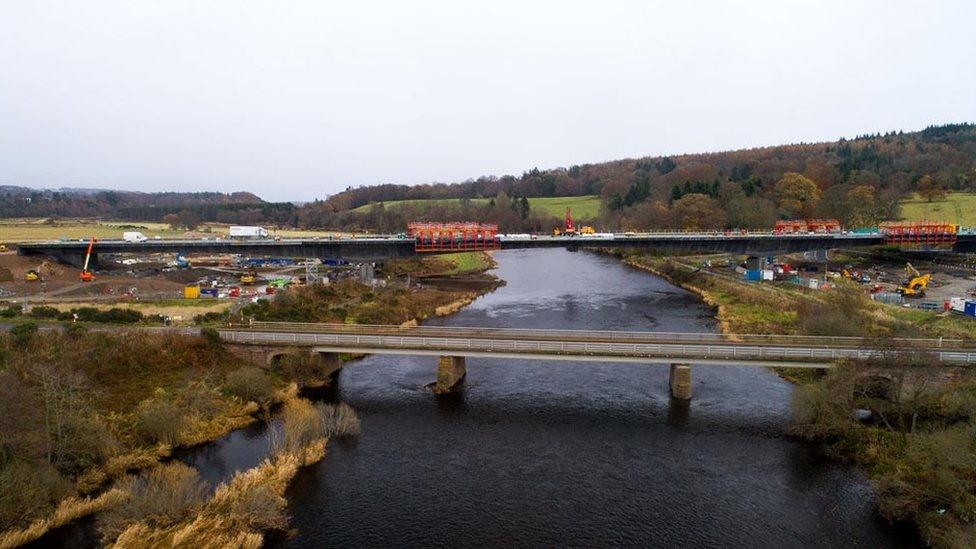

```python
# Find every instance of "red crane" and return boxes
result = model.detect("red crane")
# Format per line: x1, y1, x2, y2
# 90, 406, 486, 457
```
79, 236, 96, 282
564, 207, 575, 235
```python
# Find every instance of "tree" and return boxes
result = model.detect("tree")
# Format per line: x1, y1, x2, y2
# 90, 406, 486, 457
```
670, 193, 727, 230
775, 172, 821, 218
916, 174, 946, 202
846, 185, 880, 228
161, 213, 181, 229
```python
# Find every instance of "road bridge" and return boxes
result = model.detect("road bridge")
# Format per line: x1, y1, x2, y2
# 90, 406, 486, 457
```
217, 322, 976, 399
18, 231, 949, 268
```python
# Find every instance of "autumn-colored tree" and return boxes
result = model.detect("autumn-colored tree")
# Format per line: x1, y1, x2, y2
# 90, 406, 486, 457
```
161, 213, 181, 229
670, 193, 727, 230
775, 172, 821, 218
916, 174, 946, 202
846, 185, 879, 228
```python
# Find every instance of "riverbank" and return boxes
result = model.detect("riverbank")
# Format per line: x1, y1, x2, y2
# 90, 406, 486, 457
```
0, 251, 501, 547
619, 251, 976, 548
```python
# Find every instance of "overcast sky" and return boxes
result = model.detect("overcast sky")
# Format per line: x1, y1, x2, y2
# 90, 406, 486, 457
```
1, 1, 974, 202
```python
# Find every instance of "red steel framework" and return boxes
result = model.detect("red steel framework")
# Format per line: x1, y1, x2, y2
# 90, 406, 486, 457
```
881, 221, 958, 247
773, 219, 841, 234
408, 222, 500, 252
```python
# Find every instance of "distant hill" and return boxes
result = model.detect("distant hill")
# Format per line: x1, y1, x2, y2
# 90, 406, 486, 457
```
0, 186, 296, 226
303, 123, 976, 232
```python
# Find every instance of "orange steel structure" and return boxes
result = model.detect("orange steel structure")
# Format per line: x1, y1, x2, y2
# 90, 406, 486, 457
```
407, 222, 500, 252
881, 221, 958, 247
773, 219, 841, 234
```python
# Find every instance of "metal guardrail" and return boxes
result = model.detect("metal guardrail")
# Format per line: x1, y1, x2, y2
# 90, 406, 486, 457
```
247, 321, 973, 350
216, 329, 976, 366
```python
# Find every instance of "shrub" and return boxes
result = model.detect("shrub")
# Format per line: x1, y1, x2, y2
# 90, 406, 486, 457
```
133, 397, 184, 445
200, 327, 221, 347
318, 402, 361, 438
0, 305, 19, 318
62, 322, 87, 338
0, 460, 73, 532
97, 462, 207, 542
178, 381, 221, 417
276, 398, 324, 458
10, 322, 37, 347
29, 306, 60, 319
194, 311, 227, 325
224, 367, 275, 407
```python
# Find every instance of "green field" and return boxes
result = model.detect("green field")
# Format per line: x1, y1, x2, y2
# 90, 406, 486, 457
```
352, 195, 602, 219
900, 192, 976, 226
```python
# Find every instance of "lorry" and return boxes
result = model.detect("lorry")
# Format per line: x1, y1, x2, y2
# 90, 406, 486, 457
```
123, 231, 148, 243
229, 226, 269, 239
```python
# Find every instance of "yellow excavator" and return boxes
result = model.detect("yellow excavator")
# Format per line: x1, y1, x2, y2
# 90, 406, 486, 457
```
898, 262, 930, 297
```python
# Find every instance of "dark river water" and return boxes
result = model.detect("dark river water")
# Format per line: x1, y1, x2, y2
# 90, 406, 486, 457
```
179, 248, 915, 548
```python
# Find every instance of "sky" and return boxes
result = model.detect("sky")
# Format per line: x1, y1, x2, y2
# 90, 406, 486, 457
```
1, 1, 974, 202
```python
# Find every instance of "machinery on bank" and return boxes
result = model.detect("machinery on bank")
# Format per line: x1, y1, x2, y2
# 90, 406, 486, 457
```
898, 262, 931, 297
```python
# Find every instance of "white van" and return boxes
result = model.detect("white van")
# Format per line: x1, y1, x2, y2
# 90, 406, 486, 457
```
123, 231, 148, 242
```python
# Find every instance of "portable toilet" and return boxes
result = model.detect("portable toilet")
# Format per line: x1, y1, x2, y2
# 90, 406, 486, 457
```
965, 301, 976, 318
184, 286, 200, 299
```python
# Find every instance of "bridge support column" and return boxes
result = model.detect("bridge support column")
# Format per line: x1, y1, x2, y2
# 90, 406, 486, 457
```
319, 351, 343, 378
669, 364, 692, 400
434, 356, 466, 394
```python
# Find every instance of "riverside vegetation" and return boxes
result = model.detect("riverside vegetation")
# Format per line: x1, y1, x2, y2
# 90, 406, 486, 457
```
0, 323, 361, 547
626, 254, 976, 548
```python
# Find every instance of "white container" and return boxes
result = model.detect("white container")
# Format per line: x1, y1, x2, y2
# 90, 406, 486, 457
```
761, 269, 774, 281
229, 226, 269, 239
950, 297, 967, 312
122, 231, 148, 242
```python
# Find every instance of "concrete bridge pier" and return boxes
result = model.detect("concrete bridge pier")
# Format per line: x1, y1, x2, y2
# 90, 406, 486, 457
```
669, 363, 692, 400
434, 355, 466, 393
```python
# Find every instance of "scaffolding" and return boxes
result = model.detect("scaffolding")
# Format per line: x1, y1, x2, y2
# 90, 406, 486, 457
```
773, 219, 841, 234
407, 222, 500, 252
881, 221, 958, 248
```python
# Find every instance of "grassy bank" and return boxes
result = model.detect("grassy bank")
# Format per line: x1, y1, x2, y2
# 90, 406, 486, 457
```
623, 253, 976, 547
901, 192, 976, 226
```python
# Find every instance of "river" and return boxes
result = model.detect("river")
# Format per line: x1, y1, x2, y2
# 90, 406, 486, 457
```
182, 248, 916, 548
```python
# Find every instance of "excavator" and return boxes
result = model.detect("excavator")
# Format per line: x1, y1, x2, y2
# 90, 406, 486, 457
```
898, 262, 930, 297
79, 237, 96, 282
553, 207, 587, 236
240, 267, 258, 285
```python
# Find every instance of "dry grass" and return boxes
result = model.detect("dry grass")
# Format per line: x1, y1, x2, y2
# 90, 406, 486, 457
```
0, 488, 126, 549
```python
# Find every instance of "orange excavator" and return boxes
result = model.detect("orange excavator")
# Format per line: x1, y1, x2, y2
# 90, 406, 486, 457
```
79, 236, 96, 282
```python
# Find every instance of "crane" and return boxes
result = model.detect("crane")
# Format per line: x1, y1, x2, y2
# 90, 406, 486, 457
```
79, 237, 96, 282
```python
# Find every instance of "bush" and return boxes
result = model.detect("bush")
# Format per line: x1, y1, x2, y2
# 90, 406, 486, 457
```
97, 462, 207, 542
70, 307, 143, 324
200, 327, 221, 347
0, 460, 73, 531
62, 322, 87, 338
10, 322, 37, 347
224, 367, 275, 406
29, 306, 60, 319
178, 381, 221, 418
194, 311, 227, 325
318, 402, 361, 438
0, 305, 19, 318
276, 398, 324, 457
133, 397, 184, 445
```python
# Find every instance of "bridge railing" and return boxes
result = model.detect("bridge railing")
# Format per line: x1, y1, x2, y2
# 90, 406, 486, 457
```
245, 321, 972, 350
217, 329, 976, 366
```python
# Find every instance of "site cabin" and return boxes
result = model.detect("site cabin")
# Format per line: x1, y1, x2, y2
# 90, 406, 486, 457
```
229, 226, 269, 239
122, 231, 148, 242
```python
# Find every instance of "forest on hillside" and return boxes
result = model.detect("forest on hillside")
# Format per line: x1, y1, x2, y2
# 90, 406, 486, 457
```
301, 123, 976, 232
3, 123, 974, 232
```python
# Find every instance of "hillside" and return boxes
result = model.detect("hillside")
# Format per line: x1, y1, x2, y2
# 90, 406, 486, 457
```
308, 123, 976, 232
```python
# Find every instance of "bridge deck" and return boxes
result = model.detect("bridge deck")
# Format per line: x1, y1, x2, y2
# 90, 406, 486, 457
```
217, 325, 976, 368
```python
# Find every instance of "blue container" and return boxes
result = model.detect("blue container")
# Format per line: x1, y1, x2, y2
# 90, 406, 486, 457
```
745, 270, 762, 282
200, 288, 219, 298
965, 301, 976, 317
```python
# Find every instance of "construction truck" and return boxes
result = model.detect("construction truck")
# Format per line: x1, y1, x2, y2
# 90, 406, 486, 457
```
25, 270, 40, 282
898, 262, 930, 297
240, 267, 258, 285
